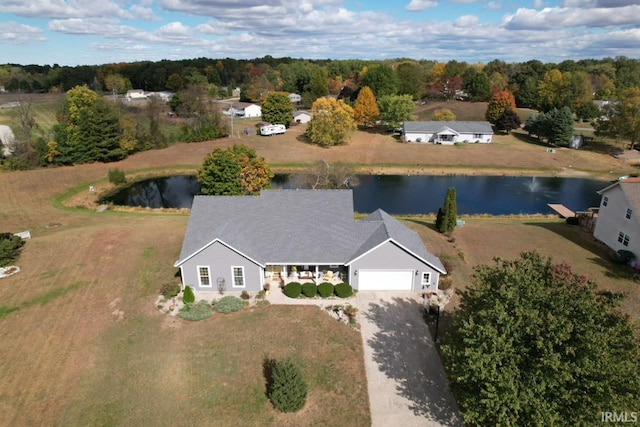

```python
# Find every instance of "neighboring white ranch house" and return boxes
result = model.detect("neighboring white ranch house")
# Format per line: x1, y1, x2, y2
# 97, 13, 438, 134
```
293, 111, 311, 124
593, 178, 640, 266
224, 102, 262, 118
174, 190, 446, 295
403, 121, 493, 144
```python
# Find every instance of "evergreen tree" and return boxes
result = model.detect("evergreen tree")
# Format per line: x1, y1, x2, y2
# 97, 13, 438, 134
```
268, 358, 308, 413
262, 92, 294, 128
437, 188, 457, 233
495, 108, 521, 134
353, 86, 379, 127
547, 106, 574, 146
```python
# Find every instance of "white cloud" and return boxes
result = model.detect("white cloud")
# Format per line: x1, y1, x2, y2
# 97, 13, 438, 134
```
130, 5, 160, 21
2, 0, 132, 19
0, 22, 46, 44
503, 5, 640, 29
486, 1, 501, 10
533, 0, 544, 8
454, 15, 480, 27
406, 0, 438, 11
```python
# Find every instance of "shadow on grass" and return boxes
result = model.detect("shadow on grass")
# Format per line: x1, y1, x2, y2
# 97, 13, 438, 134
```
362, 296, 462, 426
404, 217, 438, 232
524, 221, 635, 279
512, 131, 551, 148
262, 356, 276, 398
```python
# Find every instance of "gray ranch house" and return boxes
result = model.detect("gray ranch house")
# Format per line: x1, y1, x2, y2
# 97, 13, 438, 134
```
174, 190, 446, 294
403, 121, 493, 144
593, 178, 640, 266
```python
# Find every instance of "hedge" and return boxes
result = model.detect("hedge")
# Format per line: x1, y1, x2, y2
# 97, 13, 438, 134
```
284, 282, 302, 298
301, 282, 317, 298
334, 282, 353, 298
317, 282, 334, 298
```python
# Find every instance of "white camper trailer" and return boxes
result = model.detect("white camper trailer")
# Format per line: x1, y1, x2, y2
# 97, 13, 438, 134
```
260, 124, 286, 136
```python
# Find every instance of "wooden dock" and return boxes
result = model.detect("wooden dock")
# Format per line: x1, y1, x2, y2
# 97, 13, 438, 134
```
547, 204, 575, 218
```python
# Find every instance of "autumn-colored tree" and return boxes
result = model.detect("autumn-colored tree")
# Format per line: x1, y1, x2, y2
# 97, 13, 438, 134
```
166, 73, 184, 92
485, 90, 517, 124
305, 98, 356, 147
197, 144, 273, 195
431, 108, 456, 121
537, 69, 566, 112
353, 86, 379, 127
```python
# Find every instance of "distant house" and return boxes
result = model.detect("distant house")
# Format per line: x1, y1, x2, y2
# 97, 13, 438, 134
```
174, 190, 446, 294
288, 93, 302, 103
593, 178, 640, 264
293, 111, 311, 124
224, 102, 262, 118
0, 86, 5, 93
148, 91, 173, 102
403, 121, 493, 144
125, 89, 147, 100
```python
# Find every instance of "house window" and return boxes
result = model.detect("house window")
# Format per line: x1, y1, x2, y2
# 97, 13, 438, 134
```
626, 208, 632, 219
618, 232, 630, 246
232, 266, 245, 288
421, 272, 431, 287
602, 196, 608, 207
473, 133, 483, 139
198, 266, 211, 287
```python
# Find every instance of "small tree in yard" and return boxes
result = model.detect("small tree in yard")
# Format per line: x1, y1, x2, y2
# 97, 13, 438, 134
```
262, 92, 294, 128
268, 358, 308, 412
431, 108, 456, 121
494, 108, 521, 134
436, 188, 457, 233
442, 252, 640, 426
353, 86, 380, 128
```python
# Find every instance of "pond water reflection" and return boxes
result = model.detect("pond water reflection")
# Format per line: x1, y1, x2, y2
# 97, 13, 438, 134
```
102, 174, 607, 215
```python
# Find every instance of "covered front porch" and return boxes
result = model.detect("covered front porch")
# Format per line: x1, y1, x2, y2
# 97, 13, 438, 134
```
264, 264, 348, 288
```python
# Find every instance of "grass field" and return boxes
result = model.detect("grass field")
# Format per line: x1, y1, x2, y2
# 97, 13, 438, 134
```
1, 95, 639, 426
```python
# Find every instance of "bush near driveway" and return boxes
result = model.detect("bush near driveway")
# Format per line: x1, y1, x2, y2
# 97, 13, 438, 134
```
317, 282, 334, 298
334, 282, 353, 298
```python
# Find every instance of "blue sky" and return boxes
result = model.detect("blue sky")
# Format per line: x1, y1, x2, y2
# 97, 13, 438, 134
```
1, 0, 639, 66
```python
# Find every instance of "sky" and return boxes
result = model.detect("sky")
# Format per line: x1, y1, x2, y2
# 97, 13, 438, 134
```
0, 0, 639, 66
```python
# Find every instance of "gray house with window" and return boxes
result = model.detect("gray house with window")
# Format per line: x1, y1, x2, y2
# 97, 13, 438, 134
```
593, 178, 640, 265
403, 121, 493, 144
174, 190, 446, 294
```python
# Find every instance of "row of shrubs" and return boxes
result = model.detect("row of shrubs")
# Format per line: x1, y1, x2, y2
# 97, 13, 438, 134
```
283, 281, 353, 299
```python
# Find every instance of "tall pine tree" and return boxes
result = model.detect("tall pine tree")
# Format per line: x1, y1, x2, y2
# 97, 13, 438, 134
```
437, 187, 457, 233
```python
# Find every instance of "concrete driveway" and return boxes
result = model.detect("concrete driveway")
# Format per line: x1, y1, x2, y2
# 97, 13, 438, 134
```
357, 292, 462, 427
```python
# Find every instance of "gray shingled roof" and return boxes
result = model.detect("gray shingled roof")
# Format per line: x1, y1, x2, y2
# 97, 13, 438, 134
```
349, 210, 446, 273
403, 121, 493, 134
175, 190, 444, 272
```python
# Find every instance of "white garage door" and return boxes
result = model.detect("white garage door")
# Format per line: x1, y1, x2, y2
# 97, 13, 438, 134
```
358, 270, 414, 291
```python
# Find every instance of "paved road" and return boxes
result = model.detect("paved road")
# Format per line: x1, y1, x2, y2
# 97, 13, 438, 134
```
357, 292, 462, 427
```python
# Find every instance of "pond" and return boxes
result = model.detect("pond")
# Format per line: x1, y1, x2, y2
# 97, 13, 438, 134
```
102, 174, 607, 215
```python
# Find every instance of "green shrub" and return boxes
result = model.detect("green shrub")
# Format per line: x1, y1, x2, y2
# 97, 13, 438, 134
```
213, 295, 244, 314
160, 282, 181, 298
240, 290, 250, 300
317, 282, 334, 298
268, 358, 308, 412
256, 290, 266, 300
107, 168, 126, 184
301, 282, 317, 298
334, 282, 353, 298
183, 286, 195, 303
284, 282, 302, 298
178, 300, 212, 321
0, 233, 25, 267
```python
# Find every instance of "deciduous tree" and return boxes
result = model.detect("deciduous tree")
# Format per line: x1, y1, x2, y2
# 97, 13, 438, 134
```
431, 108, 456, 121
197, 144, 273, 195
442, 252, 640, 426
360, 63, 398, 98
353, 86, 379, 127
305, 98, 356, 146
262, 92, 294, 128
377, 94, 416, 129
596, 87, 640, 150
485, 90, 517, 124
